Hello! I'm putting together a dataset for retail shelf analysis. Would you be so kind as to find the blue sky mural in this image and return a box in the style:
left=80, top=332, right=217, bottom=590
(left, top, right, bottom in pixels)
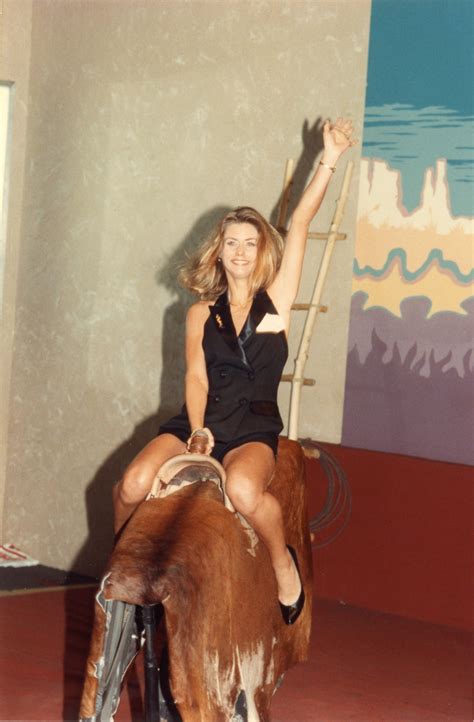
left=363, top=0, right=473, bottom=216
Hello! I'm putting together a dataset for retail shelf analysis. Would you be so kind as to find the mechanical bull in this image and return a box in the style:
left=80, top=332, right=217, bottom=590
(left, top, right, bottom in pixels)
left=79, top=437, right=312, bottom=722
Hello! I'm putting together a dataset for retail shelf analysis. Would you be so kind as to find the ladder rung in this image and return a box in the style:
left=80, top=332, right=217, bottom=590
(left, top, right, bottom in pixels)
left=291, top=303, right=328, bottom=313
left=308, top=231, right=346, bottom=241
left=281, top=375, right=316, bottom=386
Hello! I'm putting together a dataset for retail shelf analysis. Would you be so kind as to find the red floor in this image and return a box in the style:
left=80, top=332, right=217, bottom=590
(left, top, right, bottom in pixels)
left=0, top=587, right=470, bottom=722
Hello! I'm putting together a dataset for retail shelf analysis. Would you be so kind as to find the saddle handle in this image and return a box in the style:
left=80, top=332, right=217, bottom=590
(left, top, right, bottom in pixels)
left=187, top=429, right=212, bottom=455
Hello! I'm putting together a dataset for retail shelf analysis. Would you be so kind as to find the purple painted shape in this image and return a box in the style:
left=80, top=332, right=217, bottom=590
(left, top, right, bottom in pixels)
left=342, top=294, right=474, bottom=465
left=347, top=294, right=474, bottom=377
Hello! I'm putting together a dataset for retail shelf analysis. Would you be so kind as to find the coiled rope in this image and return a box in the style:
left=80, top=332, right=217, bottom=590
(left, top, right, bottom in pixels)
left=301, top=439, right=352, bottom=549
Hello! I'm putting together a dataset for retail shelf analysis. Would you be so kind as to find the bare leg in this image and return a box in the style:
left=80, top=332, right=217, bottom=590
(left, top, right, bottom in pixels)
left=113, top=433, right=186, bottom=533
left=223, top=442, right=301, bottom=605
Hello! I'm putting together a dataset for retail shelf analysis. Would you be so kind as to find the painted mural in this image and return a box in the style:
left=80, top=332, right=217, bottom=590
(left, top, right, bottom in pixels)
left=342, top=0, right=473, bottom=465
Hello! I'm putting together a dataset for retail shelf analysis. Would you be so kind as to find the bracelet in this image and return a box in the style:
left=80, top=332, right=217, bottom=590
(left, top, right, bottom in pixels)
left=319, top=161, right=336, bottom=173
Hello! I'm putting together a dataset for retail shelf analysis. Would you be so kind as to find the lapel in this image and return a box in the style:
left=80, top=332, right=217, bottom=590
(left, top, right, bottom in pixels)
left=209, top=291, right=249, bottom=366
left=209, top=290, right=276, bottom=367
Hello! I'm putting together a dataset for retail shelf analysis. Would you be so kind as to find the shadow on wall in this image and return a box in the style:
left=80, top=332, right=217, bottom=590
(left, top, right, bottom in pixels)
left=70, top=205, right=230, bottom=579
left=156, top=205, right=232, bottom=423
left=70, top=115, right=325, bottom=580
left=269, top=117, right=325, bottom=231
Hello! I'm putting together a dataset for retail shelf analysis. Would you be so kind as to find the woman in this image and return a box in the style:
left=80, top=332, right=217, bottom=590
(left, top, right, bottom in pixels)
left=113, top=118, right=356, bottom=624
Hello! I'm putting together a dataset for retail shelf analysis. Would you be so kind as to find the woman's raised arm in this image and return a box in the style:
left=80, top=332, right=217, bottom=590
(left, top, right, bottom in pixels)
left=269, top=118, right=356, bottom=312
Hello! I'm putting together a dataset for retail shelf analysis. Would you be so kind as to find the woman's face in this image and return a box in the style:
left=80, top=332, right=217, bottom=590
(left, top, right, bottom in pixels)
left=220, top=222, right=259, bottom=281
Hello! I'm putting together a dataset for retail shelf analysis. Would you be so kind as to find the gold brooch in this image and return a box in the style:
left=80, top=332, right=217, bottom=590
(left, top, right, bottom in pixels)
left=215, top=313, right=224, bottom=328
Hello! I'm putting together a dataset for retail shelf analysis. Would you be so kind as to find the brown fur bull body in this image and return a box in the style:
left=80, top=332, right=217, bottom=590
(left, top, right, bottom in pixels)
left=80, top=438, right=312, bottom=721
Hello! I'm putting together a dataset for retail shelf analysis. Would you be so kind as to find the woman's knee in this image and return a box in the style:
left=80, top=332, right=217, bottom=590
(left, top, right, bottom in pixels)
left=116, top=463, right=156, bottom=505
left=226, top=476, right=264, bottom=517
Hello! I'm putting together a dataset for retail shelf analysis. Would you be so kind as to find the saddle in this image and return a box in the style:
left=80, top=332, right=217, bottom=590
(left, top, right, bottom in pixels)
left=147, top=452, right=226, bottom=503
left=146, top=450, right=259, bottom=552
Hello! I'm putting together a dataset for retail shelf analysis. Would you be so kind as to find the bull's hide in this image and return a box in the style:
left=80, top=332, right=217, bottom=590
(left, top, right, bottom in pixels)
left=80, top=437, right=312, bottom=722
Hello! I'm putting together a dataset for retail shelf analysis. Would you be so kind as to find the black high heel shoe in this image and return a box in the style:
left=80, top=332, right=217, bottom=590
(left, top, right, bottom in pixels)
left=278, top=545, right=305, bottom=625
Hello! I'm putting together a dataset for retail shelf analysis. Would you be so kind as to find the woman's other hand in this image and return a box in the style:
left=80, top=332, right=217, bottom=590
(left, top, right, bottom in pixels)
left=186, top=427, right=215, bottom=455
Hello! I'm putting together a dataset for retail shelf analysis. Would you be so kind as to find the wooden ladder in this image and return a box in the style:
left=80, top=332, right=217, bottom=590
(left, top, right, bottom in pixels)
left=277, top=158, right=354, bottom=441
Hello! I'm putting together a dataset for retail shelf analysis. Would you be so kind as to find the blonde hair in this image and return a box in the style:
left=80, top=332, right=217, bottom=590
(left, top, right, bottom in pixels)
left=179, top=207, right=284, bottom=300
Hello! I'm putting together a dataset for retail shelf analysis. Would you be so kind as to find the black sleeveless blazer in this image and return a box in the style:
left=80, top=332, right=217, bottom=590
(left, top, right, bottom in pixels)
left=159, top=289, right=288, bottom=442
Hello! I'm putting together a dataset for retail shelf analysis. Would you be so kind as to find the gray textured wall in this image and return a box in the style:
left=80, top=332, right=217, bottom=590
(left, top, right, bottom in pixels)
left=1, top=0, right=370, bottom=574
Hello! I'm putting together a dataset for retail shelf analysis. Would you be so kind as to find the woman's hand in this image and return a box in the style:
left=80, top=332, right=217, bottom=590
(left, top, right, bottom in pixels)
left=186, top=427, right=215, bottom=455
left=322, top=118, right=357, bottom=164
